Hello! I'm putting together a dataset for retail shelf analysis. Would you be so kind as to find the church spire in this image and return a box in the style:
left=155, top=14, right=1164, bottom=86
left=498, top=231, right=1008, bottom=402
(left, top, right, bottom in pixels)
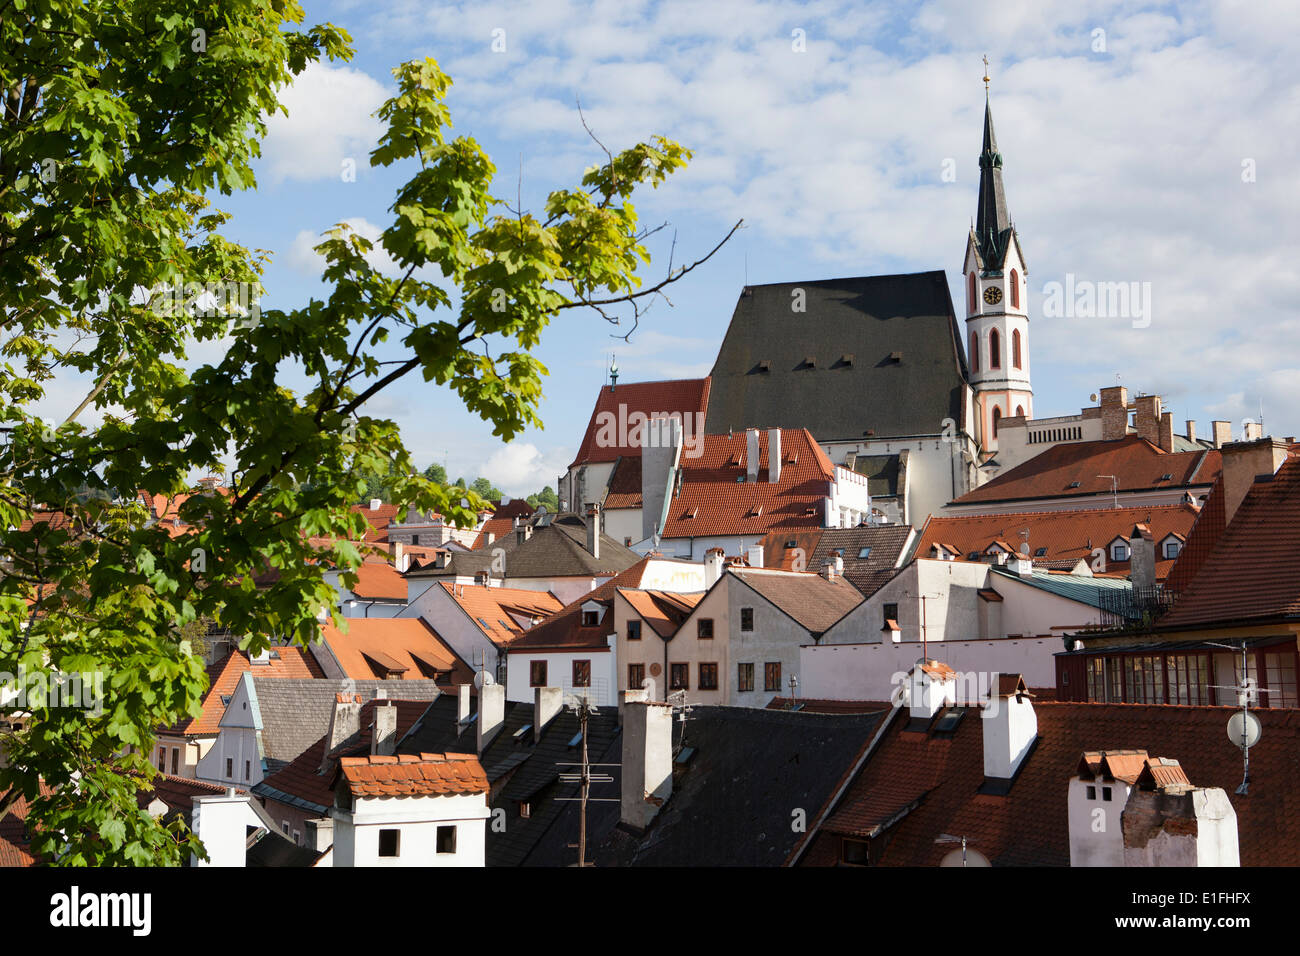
left=974, top=64, right=1011, bottom=268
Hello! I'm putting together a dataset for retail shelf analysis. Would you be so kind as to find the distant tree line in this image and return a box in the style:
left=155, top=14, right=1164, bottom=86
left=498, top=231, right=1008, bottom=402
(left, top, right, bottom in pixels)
left=359, top=461, right=558, bottom=512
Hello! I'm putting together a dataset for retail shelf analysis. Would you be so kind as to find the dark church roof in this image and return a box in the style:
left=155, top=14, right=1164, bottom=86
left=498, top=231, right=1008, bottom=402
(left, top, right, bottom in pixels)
left=703, top=271, right=970, bottom=443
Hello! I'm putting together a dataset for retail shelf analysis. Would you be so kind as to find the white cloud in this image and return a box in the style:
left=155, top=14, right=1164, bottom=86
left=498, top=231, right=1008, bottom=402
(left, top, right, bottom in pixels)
left=478, top=442, right=573, bottom=496
left=261, top=63, right=388, bottom=183
left=287, top=217, right=403, bottom=278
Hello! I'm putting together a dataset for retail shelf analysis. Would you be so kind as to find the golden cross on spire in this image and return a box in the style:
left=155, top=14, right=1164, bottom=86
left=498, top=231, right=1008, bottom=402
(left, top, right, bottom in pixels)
left=982, top=54, right=990, bottom=92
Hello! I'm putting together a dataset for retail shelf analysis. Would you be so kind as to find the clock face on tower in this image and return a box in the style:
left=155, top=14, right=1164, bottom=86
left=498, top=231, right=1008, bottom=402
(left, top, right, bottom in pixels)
left=983, top=285, right=1003, bottom=305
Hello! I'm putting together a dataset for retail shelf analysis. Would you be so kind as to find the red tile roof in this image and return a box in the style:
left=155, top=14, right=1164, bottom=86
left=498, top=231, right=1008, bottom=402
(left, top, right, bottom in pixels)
left=954, top=436, right=1221, bottom=506
left=1163, top=477, right=1225, bottom=595
left=916, top=503, right=1200, bottom=579
left=470, top=499, right=537, bottom=550
left=617, top=588, right=703, bottom=639
left=0, top=783, right=53, bottom=866
left=166, top=647, right=324, bottom=737
left=320, top=618, right=468, bottom=682
left=662, top=429, right=836, bottom=538
left=602, top=456, right=643, bottom=510
left=1158, top=457, right=1300, bottom=629
left=570, top=378, right=711, bottom=468
left=348, top=560, right=407, bottom=600
left=508, top=557, right=664, bottom=652
left=800, top=701, right=1300, bottom=866
left=351, top=501, right=400, bottom=544
left=336, top=752, right=488, bottom=797
left=439, top=583, right=564, bottom=648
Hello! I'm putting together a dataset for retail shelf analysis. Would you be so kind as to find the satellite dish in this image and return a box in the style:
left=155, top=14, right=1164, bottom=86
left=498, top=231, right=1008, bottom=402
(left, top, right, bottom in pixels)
left=1018, top=543, right=1030, bottom=556
left=473, top=670, right=495, bottom=689
left=940, top=848, right=991, bottom=868
left=1227, top=711, right=1261, bottom=751
left=1090, top=393, right=1098, bottom=403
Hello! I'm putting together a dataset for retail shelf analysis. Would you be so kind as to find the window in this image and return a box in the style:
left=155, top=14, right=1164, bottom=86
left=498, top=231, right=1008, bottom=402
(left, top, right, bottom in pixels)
left=157, top=748, right=166, bottom=772
left=737, top=663, right=754, bottom=692
left=883, top=603, right=898, bottom=626
left=1102, top=787, right=1113, bottom=802
left=857, top=547, right=872, bottom=559
left=519, top=801, right=531, bottom=819
left=529, top=660, right=548, bottom=687
left=582, top=610, right=599, bottom=627
left=970, top=330, right=980, bottom=373
left=1111, top=540, right=1130, bottom=562
left=282, top=821, right=290, bottom=834
left=225, top=757, right=233, bottom=778
left=410, top=535, right=419, bottom=545
left=991, top=405, right=1001, bottom=439
left=244, top=759, right=251, bottom=781
left=841, top=838, right=870, bottom=866
left=740, top=607, right=754, bottom=632
left=1086, top=785, right=1097, bottom=800
left=699, top=663, right=719, bottom=690
left=967, top=272, right=977, bottom=314
left=293, top=830, right=301, bottom=845
left=1012, top=328, right=1022, bottom=368
left=697, top=618, right=714, bottom=639
left=627, top=620, right=642, bottom=641
left=764, top=662, right=782, bottom=693
left=670, top=663, right=689, bottom=690
left=1263, top=652, right=1298, bottom=708
left=1168, top=654, right=1209, bottom=706
left=572, top=659, right=591, bottom=688
left=378, top=829, right=400, bottom=857
left=1163, top=540, right=1182, bottom=559
left=436, top=825, right=457, bottom=854
left=1016, top=404, right=1026, bottom=418
left=989, top=328, right=1001, bottom=370
left=171, top=748, right=179, bottom=775
left=1010, top=269, right=1020, bottom=309
left=628, top=663, right=645, bottom=690
left=1125, top=655, right=1165, bottom=705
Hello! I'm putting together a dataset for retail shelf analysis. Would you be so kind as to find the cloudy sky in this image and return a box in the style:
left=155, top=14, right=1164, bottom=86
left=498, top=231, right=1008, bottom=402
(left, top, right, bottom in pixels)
left=61, top=0, right=1300, bottom=496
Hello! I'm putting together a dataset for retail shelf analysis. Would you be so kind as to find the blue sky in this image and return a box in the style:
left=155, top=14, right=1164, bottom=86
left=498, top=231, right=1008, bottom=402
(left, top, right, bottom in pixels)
left=62, top=0, right=1300, bottom=496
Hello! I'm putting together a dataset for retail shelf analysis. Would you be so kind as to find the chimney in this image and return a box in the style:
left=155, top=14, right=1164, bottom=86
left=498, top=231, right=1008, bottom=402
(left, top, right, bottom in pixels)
left=534, top=686, right=563, bottom=743
left=436, top=549, right=451, bottom=569
left=477, top=681, right=505, bottom=753
left=371, top=701, right=397, bottom=756
left=908, top=660, right=956, bottom=719
left=640, top=416, right=682, bottom=543
left=369, top=498, right=382, bottom=512
left=704, top=547, right=725, bottom=587
left=1185, top=420, right=1197, bottom=445
left=319, top=692, right=363, bottom=771
left=1243, top=420, right=1264, bottom=441
left=392, top=541, right=406, bottom=573
left=1219, top=438, right=1292, bottom=525
left=1158, top=412, right=1174, bottom=453
left=767, top=428, right=782, bottom=483
left=746, top=544, right=765, bottom=568
left=585, top=502, right=600, bottom=559
left=198, top=475, right=220, bottom=494
left=1099, top=386, right=1130, bottom=441
left=832, top=549, right=844, bottom=575
left=1129, top=523, right=1156, bottom=590
left=457, top=684, right=472, bottom=729
left=820, top=558, right=837, bottom=582
left=1211, top=420, right=1232, bottom=448
left=1134, top=394, right=1161, bottom=446
left=1121, top=767, right=1239, bottom=868
left=745, top=428, right=760, bottom=482
left=983, top=675, right=1037, bottom=783
left=620, top=697, right=673, bottom=831
left=190, top=792, right=254, bottom=867
left=516, top=524, right=533, bottom=545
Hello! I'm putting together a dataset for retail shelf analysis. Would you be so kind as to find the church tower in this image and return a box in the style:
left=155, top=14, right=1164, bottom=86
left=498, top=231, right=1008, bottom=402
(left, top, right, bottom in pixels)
left=963, top=72, right=1032, bottom=452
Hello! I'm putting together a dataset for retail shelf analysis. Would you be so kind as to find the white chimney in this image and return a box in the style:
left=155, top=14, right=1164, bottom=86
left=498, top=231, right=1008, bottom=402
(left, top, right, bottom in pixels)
left=832, top=549, right=844, bottom=575
left=457, top=684, right=472, bottom=728
left=767, top=428, right=782, bottom=483
left=983, top=675, right=1037, bottom=782
left=190, top=793, right=254, bottom=867
left=620, top=696, right=673, bottom=831
left=534, top=686, right=563, bottom=743
left=745, top=428, right=760, bottom=482
left=908, top=659, right=956, bottom=720
left=369, top=498, right=382, bottom=511
left=371, top=701, right=397, bottom=756
left=585, top=502, right=600, bottom=559
left=746, top=544, right=764, bottom=568
left=392, top=541, right=406, bottom=572
left=477, top=682, right=505, bottom=754
left=704, top=547, right=725, bottom=587
left=820, top=558, right=837, bottom=582
left=319, top=692, right=363, bottom=771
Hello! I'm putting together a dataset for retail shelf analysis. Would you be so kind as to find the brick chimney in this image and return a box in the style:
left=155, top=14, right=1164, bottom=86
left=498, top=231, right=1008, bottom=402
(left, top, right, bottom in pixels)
left=1099, top=386, right=1130, bottom=441
left=620, top=696, right=673, bottom=831
left=1220, top=438, right=1292, bottom=524
left=319, top=692, right=363, bottom=771
left=371, top=701, right=397, bottom=756
left=1134, top=394, right=1161, bottom=446
left=1157, top=412, right=1174, bottom=453
left=820, top=558, right=837, bottom=582
left=982, top=675, right=1037, bottom=784
left=477, top=681, right=505, bottom=754
left=585, top=502, right=600, bottom=559
left=1211, top=421, right=1232, bottom=448
left=1128, top=523, right=1156, bottom=590
left=745, top=428, right=760, bottom=482
left=534, top=686, right=563, bottom=744
left=767, top=428, right=782, bottom=483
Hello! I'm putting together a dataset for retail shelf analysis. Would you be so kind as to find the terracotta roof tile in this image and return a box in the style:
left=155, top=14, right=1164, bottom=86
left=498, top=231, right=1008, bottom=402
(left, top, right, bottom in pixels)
left=165, top=647, right=324, bottom=737
left=439, top=583, right=564, bottom=648
left=570, top=378, right=711, bottom=468
left=320, top=618, right=468, bottom=682
left=470, top=499, right=537, bottom=549
left=336, top=751, right=489, bottom=797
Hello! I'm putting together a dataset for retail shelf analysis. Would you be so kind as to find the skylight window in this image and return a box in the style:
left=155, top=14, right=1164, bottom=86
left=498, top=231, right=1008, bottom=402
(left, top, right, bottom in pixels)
left=857, top=547, right=872, bottom=558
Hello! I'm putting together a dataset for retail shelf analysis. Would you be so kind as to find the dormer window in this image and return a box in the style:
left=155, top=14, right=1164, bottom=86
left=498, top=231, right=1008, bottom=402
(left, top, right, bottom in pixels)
left=1110, top=539, right=1130, bottom=562
left=582, top=610, right=599, bottom=627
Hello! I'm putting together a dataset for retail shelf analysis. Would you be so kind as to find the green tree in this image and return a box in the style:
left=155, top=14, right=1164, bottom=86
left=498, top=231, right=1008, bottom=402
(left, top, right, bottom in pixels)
left=470, top=476, right=501, bottom=503
left=422, top=462, right=448, bottom=485
left=0, top=1, right=736, bottom=865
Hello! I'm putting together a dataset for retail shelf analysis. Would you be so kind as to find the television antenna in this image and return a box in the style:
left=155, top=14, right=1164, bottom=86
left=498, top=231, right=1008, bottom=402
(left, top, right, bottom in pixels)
left=555, top=693, right=618, bottom=867
left=665, top=689, right=694, bottom=758
left=1208, top=639, right=1269, bottom=795
left=935, top=833, right=988, bottom=867
left=1096, top=475, right=1119, bottom=509
left=905, top=591, right=944, bottom=659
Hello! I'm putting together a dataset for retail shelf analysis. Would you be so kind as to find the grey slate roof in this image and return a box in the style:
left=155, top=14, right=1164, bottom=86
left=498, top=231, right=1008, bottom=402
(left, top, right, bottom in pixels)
left=703, top=271, right=970, bottom=442
left=527, top=705, right=887, bottom=867
left=250, top=677, right=440, bottom=772
left=407, top=512, right=641, bottom=580
left=811, top=525, right=914, bottom=597
left=398, top=694, right=622, bottom=867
